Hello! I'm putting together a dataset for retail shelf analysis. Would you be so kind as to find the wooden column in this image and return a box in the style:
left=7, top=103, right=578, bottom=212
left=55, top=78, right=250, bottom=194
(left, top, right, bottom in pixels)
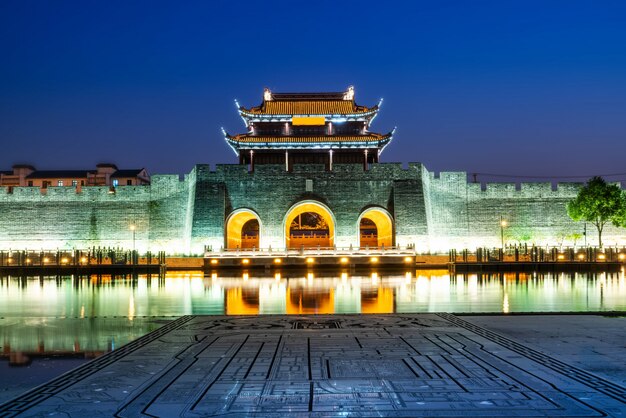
left=363, top=149, right=369, bottom=171
left=329, top=149, right=333, bottom=171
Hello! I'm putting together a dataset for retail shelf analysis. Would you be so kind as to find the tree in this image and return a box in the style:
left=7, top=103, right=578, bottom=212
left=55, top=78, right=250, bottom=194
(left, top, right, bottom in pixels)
left=566, top=176, right=626, bottom=248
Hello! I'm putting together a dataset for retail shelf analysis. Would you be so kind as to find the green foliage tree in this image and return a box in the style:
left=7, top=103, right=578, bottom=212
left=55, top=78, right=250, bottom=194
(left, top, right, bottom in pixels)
left=566, top=176, right=626, bottom=248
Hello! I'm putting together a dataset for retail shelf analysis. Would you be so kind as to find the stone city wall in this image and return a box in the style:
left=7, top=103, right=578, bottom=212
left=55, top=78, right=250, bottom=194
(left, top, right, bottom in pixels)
left=425, top=171, right=624, bottom=250
left=0, top=163, right=623, bottom=254
left=190, top=163, right=419, bottom=252
left=0, top=174, right=190, bottom=253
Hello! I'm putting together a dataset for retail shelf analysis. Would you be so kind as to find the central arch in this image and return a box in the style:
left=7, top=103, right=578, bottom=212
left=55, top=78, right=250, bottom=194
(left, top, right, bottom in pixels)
left=284, top=201, right=336, bottom=249
left=225, top=209, right=261, bottom=249
left=358, top=207, right=394, bottom=248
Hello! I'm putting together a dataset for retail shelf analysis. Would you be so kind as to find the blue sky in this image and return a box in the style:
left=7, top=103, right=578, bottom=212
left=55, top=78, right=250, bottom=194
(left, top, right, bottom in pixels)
left=1, top=0, right=626, bottom=181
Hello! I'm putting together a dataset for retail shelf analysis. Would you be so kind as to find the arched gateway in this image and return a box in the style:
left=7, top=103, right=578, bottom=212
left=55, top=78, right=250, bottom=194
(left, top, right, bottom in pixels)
left=284, top=201, right=336, bottom=249
left=358, top=207, right=393, bottom=248
left=225, top=209, right=261, bottom=249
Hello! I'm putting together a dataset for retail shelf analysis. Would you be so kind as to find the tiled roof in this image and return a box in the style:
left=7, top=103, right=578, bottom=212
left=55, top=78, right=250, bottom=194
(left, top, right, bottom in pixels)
left=26, top=170, right=92, bottom=179
left=270, top=92, right=346, bottom=100
left=242, top=101, right=376, bottom=116
left=226, top=133, right=392, bottom=145
left=111, top=169, right=145, bottom=178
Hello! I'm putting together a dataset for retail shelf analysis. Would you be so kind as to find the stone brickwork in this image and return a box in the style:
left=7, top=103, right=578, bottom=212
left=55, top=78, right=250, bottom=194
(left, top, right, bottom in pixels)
left=0, top=175, right=188, bottom=253
left=0, top=163, right=623, bottom=254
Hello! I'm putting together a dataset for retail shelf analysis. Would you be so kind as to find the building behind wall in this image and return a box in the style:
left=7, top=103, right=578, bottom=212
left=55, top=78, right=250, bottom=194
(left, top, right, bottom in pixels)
left=0, top=164, right=150, bottom=191
left=0, top=87, right=623, bottom=253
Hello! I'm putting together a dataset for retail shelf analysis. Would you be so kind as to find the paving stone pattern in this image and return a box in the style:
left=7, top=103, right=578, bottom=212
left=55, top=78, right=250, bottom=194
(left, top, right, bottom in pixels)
left=1, top=314, right=625, bottom=417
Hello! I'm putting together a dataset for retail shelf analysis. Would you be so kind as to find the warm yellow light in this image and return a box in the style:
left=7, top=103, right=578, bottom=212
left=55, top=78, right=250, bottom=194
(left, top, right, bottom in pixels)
left=242, top=258, right=250, bottom=265
left=405, top=272, right=412, bottom=280
left=275, top=273, right=281, bottom=281
left=25, top=258, right=31, bottom=264
left=80, top=257, right=87, bottom=263
left=578, top=254, right=585, bottom=260
left=130, top=224, right=136, bottom=231
left=557, top=254, right=565, bottom=260
left=274, top=258, right=282, bottom=264
left=619, top=253, right=625, bottom=261
left=404, top=256, right=413, bottom=263
left=307, top=273, right=314, bottom=280
left=211, top=273, right=218, bottom=280
left=500, top=220, right=507, bottom=227
left=292, top=116, right=325, bottom=126
left=371, top=272, right=378, bottom=280
left=226, top=209, right=260, bottom=250
left=341, top=272, right=348, bottom=281
left=243, top=273, right=249, bottom=280
left=210, top=259, right=219, bottom=265
left=359, top=208, right=394, bottom=247
left=370, top=257, right=378, bottom=263
left=285, top=201, right=335, bottom=248
left=7, top=258, right=12, bottom=263
left=306, top=257, right=315, bottom=264
left=340, top=257, right=349, bottom=264
left=598, top=254, right=606, bottom=261
left=43, top=257, right=49, bottom=263
left=61, top=258, right=69, bottom=264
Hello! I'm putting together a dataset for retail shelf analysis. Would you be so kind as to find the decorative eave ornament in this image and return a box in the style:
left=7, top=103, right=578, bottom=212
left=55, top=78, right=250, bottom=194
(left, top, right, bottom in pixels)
left=263, top=88, right=273, bottom=102
left=343, top=85, right=355, bottom=101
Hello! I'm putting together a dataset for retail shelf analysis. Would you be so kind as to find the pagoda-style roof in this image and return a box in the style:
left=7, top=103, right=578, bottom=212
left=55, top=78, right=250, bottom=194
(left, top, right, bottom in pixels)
left=238, top=86, right=380, bottom=121
left=224, top=132, right=394, bottom=150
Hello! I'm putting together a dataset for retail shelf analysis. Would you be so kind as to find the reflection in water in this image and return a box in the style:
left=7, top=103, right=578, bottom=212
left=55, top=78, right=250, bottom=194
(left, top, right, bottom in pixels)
left=1, top=269, right=625, bottom=359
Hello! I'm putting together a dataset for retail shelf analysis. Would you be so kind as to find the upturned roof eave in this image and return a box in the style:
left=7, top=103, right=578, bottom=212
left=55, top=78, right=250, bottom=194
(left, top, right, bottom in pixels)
left=223, top=132, right=393, bottom=150
left=238, top=106, right=379, bottom=120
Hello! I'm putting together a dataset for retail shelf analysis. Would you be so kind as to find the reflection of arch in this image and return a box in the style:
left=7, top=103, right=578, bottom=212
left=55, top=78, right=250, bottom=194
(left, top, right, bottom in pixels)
left=284, top=200, right=336, bottom=248
left=358, top=207, right=394, bottom=247
left=226, top=209, right=261, bottom=249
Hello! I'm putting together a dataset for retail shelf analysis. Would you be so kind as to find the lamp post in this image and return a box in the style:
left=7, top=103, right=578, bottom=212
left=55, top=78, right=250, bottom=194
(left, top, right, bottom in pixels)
left=130, top=224, right=136, bottom=255
left=500, top=216, right=507, bottom=251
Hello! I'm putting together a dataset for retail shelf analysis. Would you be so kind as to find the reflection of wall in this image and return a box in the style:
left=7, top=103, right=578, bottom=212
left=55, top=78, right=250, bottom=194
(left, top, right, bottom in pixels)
left=0, top=317, right=161, bottom=356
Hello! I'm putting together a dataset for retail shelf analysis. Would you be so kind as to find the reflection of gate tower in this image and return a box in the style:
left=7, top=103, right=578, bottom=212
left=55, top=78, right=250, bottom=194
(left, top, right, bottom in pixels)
left=222, top=87, right=396, bottom=249
left=223, top=86, right=394, bottom=170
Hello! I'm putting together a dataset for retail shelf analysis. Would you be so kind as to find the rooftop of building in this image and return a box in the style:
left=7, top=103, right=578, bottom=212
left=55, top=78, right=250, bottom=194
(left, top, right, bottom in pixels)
left=1, top=164, right=149, bottom=181
left=26, top=170, right=92, bottom=179
left=238, top=86, right=380, bottom=117
left=110, top=169, right=146, bottom=178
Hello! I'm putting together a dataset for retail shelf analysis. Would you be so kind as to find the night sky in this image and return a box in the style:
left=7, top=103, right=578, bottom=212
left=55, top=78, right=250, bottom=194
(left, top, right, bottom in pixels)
left=2, top=0, right=626, bottom=182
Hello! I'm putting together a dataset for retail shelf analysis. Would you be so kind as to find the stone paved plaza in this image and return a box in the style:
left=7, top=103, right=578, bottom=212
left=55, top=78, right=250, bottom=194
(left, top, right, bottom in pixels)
left=1, top=314, right=625, bottom=417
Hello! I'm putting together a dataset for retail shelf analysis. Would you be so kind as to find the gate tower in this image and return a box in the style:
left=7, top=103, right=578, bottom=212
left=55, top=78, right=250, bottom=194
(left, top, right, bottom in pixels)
left=223, top=86, right=394, bottom=170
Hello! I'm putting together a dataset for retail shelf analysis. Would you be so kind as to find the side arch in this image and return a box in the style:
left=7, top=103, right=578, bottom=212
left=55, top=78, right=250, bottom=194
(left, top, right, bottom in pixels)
left=225, top=208, right=262, bottom=249
left=283, top=200, right=336, bottom=249
left=357, top=207, right=394, bottom=248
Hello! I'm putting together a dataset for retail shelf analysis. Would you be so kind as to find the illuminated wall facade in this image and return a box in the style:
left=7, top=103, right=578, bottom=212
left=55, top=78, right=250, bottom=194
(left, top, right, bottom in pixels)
left=0, top=163, right=623, bottom=253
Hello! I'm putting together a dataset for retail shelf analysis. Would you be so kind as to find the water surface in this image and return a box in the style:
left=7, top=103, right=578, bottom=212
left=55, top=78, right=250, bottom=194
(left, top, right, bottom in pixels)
left=1, top=269, right=624, bottom=401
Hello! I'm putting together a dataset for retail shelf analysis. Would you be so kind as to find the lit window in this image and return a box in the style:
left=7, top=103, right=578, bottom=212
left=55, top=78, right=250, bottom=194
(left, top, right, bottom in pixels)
left=57, top=180, right=63, bottom=186
left=72, top=180, right=78, bottom=186
left=112, top=179, right=119, bottom=187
